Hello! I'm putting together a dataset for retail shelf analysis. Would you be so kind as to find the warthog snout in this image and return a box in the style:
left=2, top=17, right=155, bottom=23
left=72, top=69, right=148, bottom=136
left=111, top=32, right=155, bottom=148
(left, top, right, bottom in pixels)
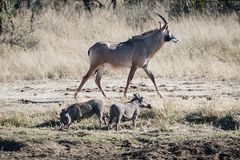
left=140, top=99, right=152, bottom=109
left=146, top=104, right=152, bottom=109
left=133, top=93, right=152, bottom=109
left=60, top=110, right=71, bottom=127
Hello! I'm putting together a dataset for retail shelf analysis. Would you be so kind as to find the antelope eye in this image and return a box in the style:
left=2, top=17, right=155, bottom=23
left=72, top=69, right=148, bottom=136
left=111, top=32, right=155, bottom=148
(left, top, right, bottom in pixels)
left=165, top=35, right=171, bottom=42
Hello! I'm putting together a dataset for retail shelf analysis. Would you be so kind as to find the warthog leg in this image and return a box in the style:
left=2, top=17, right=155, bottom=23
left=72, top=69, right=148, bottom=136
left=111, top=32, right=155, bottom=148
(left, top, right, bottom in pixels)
left=102, top=116, right=107, bottom=125
left=115, top=115, right=122, bottom=131
left=98, top=114, right=104, bottom=128
left=108, top=115, right=114, bottom=130
left=132, top=114, right=138, bottom=128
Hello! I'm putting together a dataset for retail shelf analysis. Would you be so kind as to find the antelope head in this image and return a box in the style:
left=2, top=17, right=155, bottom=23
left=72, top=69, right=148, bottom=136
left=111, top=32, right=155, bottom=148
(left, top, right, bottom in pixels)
left=155, top=13, right=179, bottom=43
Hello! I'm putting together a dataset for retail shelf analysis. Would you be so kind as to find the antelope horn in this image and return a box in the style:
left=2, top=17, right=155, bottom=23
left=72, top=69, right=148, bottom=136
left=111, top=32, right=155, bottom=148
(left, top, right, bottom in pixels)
left=154, top=13, right=168, bottom=26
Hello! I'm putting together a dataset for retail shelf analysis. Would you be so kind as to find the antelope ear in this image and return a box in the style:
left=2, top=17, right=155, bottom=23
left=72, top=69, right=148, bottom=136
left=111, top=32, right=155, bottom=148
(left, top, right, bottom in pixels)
left=161, top=24, right=168, bottom=31
left=159, top=22, right=161, bottom=29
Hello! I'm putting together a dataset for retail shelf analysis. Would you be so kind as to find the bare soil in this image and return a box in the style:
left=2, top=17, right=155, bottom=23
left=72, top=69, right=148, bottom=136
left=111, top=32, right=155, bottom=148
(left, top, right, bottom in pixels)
left=0, top=77, right=239, bottom=105
left=0, top=137, right=239, bottom=159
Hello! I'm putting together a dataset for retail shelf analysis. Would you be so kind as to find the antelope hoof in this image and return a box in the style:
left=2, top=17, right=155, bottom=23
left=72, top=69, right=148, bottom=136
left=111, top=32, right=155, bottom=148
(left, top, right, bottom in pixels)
left=104, top=96, right=110, bottom=100
left=159, top=94, right=164, bottom=99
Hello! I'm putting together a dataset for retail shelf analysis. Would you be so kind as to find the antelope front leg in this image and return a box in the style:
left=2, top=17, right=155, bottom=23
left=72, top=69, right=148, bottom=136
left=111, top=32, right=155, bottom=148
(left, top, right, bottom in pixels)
left=143, top=66, right=163, bottom=98
left=124, top=66, right=137, bottom=97
left=74, top=65, right=98, bottom=100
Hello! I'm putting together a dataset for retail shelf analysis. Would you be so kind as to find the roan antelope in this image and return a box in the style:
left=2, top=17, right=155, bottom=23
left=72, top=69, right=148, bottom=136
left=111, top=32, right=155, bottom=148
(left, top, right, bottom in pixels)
left=74, top=14, right=179, bottom=99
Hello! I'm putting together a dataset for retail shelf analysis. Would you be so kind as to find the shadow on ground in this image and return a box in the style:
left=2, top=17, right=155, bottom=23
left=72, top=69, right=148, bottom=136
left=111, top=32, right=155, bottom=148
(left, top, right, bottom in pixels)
left=35, top=119, right=60, bottom=128
left=185, top=113, right=239, bottom=130
left=119, top=137, right=240, bottom=159
left=0, top=139, right=24, bottom=151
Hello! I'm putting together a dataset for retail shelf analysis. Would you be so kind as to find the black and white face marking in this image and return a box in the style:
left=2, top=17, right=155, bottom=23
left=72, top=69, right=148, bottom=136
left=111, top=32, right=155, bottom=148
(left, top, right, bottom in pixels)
left=133, top=94, right=152, bottom=109
left=163, top=29, right=179, bottom=43
left=168, top=33, right=179, bottom=43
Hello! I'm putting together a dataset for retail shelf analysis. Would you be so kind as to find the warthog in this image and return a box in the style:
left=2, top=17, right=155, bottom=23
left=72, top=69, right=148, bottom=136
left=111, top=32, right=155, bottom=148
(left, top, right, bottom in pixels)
left=60, top=99, right=106, bottom=129
left=108, top=94, right=152, bottom=131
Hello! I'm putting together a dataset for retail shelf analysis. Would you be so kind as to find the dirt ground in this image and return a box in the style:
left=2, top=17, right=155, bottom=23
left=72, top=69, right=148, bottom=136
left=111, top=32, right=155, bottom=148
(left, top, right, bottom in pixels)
left=0, top=77, right=239, bottom=111
left=1, top=136, right=239, bottom=159
left=0, top=77, right=240, bottom=159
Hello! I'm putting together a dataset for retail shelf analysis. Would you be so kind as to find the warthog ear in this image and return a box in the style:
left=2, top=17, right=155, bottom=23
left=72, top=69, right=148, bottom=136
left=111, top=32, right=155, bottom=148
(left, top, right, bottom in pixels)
left=61, top=108, right=67, bottom=113
left=138, top=97, right=143, bottom=103
left=134, top=93, right=141, bottom=99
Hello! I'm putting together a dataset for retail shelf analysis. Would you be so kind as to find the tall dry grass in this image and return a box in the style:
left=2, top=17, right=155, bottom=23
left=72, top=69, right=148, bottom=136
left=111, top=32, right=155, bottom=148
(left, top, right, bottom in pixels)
left=0, top=6, right=239, bottom=81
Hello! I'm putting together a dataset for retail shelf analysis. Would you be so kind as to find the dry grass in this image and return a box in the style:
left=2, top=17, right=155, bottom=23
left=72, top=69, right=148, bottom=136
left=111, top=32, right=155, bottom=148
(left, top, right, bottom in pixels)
left=0, top=97, right=239, bottom=130
left=0, top=7, right=239, bottom=81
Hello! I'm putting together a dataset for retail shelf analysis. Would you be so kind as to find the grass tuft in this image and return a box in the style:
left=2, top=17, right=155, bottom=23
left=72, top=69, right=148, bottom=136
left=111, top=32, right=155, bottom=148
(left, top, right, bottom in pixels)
left=0, top=113, right=31, bottom=127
